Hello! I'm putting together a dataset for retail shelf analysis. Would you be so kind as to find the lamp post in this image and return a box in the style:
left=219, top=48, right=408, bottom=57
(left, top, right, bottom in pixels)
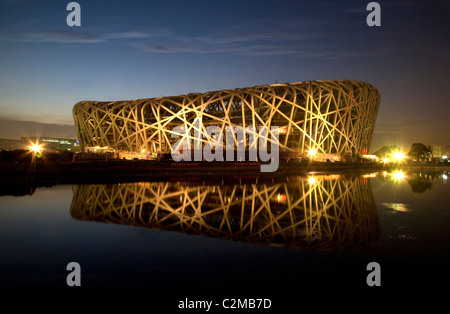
left=28, top=142, right=42, bottom=175
left=308, top=148, right=317, bottom=162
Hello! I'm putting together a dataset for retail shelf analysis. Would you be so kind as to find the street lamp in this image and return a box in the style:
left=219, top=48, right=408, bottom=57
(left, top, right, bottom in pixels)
left=380, top=156, right=390, bottom=164
left=28, top=141, right=43, bottom=174
left=29, top=143, right=42, bottom=155
left=308, top=148, right=317, bottom=160
left=391, top=150, right=405, bottom=163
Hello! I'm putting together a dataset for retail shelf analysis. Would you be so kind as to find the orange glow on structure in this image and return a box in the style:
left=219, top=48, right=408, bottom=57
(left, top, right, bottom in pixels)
left=277, top=193, right=287, bottom=202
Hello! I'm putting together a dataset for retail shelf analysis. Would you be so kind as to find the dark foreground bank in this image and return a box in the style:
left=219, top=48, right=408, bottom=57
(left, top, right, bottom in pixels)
left=1, top=156, right=449, bottom=195
left=1, top=158, right=383, bottom=179
left=0, top=158, right=386, bottom=193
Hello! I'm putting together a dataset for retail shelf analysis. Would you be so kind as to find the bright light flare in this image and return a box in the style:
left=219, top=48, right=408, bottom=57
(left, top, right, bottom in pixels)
left=392, top=170, right=405, bottom=180
left=276, top=193, right=287, bottom=202
left=308, top=148, right=317, bottom=158
left=391, top=150, right=405, bottom=162
left=380, top=156, right=390, bottom=164
left=278, top=127, right=287, bottom=134
left=29, top=143, right=42, bottom=155
left=308, top=176, right=316, bottom=185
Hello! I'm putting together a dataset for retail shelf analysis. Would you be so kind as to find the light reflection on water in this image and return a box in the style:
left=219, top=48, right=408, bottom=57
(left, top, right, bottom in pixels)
left=0, top=170, right=449, bottom=293
left=70, top=174, right=380, bottom=251
left=381, top=202, right=410, bottom=212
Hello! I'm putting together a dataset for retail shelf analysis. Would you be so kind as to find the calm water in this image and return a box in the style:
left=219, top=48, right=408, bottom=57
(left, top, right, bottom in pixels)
left=0, top=171, right=449, bottom=301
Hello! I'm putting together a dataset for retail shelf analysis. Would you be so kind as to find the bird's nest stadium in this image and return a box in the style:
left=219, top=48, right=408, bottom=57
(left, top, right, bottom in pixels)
left=73, top=80, right=380, bottom=162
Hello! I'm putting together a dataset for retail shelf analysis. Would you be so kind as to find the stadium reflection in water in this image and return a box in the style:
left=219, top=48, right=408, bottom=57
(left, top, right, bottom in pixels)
left=70, top=174, right=380, bottom=251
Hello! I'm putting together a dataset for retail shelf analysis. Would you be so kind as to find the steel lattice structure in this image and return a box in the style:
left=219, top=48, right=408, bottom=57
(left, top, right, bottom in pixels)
left=73, top=80, right=380, bottom=160
left=70, top=175, right=380, bottom=251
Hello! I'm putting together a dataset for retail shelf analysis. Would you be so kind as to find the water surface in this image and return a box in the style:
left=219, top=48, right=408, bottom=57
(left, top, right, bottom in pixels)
left=0, top=171, right=449, bottom=298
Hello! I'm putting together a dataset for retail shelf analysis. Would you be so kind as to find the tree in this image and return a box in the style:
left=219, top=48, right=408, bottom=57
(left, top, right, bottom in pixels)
left=407, top=143, right=431, bottom=162
left=408, top=175, right=433, bottom=193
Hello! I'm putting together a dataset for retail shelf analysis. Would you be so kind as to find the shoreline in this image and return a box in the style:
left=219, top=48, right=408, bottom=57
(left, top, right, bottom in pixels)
left=1, top=158, right=381, bottom=177
left=1, top=158, right=448, bottom=185
left=0, top=159, right=448, bottom=197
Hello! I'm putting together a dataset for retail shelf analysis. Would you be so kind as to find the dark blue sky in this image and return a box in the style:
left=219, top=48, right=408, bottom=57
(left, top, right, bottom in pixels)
left=0, top=0, right=449, bottom=151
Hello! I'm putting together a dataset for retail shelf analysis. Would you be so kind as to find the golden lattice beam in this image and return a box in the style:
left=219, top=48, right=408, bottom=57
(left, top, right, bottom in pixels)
left=73, top=80, right=380, bottom=157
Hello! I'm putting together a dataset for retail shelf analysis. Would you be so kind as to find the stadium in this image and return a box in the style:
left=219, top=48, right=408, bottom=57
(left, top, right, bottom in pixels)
left=73, top=80, right=380, bottom=162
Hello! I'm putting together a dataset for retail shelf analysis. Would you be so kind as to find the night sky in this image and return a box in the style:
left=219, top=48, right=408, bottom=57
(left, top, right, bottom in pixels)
left=0, top=0, right=449, bottom=152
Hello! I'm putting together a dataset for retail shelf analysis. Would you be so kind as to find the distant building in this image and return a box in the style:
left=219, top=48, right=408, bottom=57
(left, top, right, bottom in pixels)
left=21, top=136, right=80, bottom=152
left=441, top=145, right=450, bottom=163
left=444, top=145, right=450, bottom=157
left=431, top=144, right=442, bottom=163
left=431, top=144, right=442, bottom=158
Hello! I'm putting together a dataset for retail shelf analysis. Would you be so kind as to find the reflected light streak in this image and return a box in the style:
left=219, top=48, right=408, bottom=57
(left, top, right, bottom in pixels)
left=382, top=202, right=410, bottom=212
left=392, top=170, right=406, bottom=180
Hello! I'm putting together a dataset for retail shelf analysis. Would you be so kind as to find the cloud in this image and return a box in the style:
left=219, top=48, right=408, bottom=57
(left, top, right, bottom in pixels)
left=135, top=42, right=239, bottom=54
left=0, top=30, right=105, bottom=43
left=0, top=28, right=170, bottom=44
left=105, top=29, right=170, bottom=40
left=0, top=14, right=334, bottom=57
left=132, top=22, right=330, bottom=57
left=25, top=31, right=105, bottom=43
left=0, top=16, right=383, bottom=58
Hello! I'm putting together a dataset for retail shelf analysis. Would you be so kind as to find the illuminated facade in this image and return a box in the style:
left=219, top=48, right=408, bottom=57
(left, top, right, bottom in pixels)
left=70, top=175, right=380, bottom=251
left=73, top=80, right=380, bottom=160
